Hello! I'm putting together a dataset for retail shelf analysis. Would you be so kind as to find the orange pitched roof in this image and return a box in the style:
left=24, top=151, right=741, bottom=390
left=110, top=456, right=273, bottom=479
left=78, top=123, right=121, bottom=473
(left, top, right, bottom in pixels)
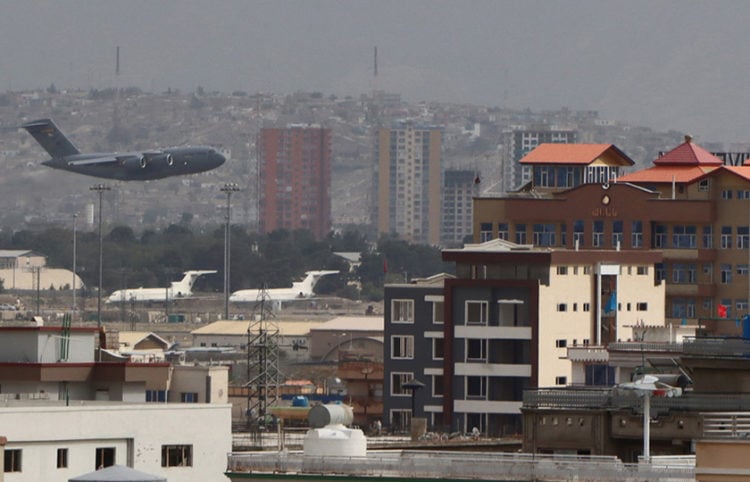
left=617, top=165, right=719, bottom=184
left=723, top=166, right=750, bottom=182
left=653, top=137, right=723, bottom=166
left=520, top=143, right=634, bottom=166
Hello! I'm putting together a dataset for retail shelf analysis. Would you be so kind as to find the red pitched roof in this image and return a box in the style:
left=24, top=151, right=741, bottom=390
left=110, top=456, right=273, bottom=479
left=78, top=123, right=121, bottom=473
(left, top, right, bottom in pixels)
left=520, top=143, right=634, bottom=166
left=653, top=137, right=723, bottom=166
left=617, top=165, right=718, bottom=184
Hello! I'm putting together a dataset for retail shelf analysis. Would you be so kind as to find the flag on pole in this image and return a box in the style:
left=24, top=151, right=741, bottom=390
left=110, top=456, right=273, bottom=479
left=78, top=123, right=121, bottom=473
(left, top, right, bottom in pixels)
left=604, top=291, right=617, bottom=313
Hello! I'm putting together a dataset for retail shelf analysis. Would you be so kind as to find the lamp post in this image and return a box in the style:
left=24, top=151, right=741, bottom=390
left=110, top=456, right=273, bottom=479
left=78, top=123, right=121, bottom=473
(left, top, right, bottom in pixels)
left=403, top=378, right=425, bottom=422
left=361, top=365, right=374, bottom=425
left=72, top=213, right=78, bottom=315
left=221, top=183, right=240, bottom=320
left=90, top=184, right=110, bottom=328
left=618, top=374, right=682, bottom=463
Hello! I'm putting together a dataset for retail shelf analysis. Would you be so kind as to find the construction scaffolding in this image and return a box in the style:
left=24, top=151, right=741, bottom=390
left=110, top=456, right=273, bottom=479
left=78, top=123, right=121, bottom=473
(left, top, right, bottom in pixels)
left=245, top=285, right=282, bottom=432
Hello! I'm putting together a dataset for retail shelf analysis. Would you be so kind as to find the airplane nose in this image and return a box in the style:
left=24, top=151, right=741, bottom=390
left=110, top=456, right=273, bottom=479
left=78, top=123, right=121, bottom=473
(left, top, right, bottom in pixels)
left=213, top=150, right=226, bottom=167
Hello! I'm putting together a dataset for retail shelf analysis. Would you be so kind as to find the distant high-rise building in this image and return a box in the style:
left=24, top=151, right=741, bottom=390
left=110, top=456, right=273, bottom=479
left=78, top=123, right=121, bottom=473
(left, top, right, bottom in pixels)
left=376, top=121, right=443, bottom=245
left=501, top=127, right=577, bottom=193
left=441, top=169, right=478, bottom=246
left=258, top=125, right=331, bottom=239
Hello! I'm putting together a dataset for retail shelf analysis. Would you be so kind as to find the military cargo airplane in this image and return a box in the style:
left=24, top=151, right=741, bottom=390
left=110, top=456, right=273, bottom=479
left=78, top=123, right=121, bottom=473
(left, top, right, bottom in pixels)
left=229, top=270, right=339, bottom=307
left=106, top=270, right=217, bottom=303
left=22, top=118, right=225, bottom=180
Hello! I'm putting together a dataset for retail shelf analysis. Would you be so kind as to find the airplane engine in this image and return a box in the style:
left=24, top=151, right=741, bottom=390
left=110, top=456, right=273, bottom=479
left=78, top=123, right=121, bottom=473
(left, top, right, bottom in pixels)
left=166, top=153, right=174, bottom=166
left=139, top=155, right=148, bottom=168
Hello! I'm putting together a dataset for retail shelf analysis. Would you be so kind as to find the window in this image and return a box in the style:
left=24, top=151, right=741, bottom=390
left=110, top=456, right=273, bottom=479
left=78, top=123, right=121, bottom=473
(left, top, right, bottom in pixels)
left=557, top=303, right=567, bottom=312
left=146, top=389, right=167, bottom=402
left=390, top=409, right=411, bottom=433
left=583, top=303, right=591, bottom=312
left=391, top=299, right=414, bottom=323
left=672, top=298, right=695, bottom=318
left=497, top=223, right=509, bottom=240
left=722, top=189, right=733, bottom=200
left=162, top=445, right=193, bottom=467
left=95, top=447, right=115, bottom=469
left=466, top=376, right=487, bottom=398
left=555, top=376, right=567, bottom=385
left=612, top=220, right=623, bottom=248
left=655, top=263, right=666, bottom=281
left=654, top=224, right=667, bottom=248
left=4, top=449, right=21, bottom=472
left=432, top=301, right=444, bottom=324
left=721, top=264, right=732, bottom=284
left=466, top=339, right=487, bottom=361
left=556, top=266, right=568, bottom=275
left=432, top=338, right=444, bottom=360
left=515, top=224, right=527, bottom=244
left=573, top=220, right=585, bottom=247
left=560, top=223, right=567, bottom=246
left=673, top=225, right=697, bottom=248
left=466, top=301, right=488, bottom=325
left=698, top=179, right=709, bottom=192
left=703, top=226, right=713, bottom=249
left=721, top=226, right=732, bottom=249
left=391, top=335, right=414, bottom=359
left=480, top=222, right=493, bottom=242
left=672, top=263, right=696, bottom=284
left=432, top=375, right=444, bottom=398
left=739, top=264, right=750, bottom=276
left=391, top=372, right=413, bottom=396
left=737, top=299, right=749, bottom=312
left=739, top=227, right=750, bottom=249
left=631, top=221, right=643, bottom=248
left=57, top=448, right=68, bottom=469
left=592, top=221, right=604, bottom=247
left=636, top=302, right=648, bottom=311
left=533, top=223, right=556, bottom=246
left=556, top=339, right=567, bottom=348
left=637, top=266, right=648, bottom=275
left=180, top=392, right=199, bottom=403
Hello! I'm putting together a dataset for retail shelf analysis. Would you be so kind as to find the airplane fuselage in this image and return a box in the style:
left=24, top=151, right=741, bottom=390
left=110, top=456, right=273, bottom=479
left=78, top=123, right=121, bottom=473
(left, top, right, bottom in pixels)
left=42, top=146, right=225, bottom=181
left=22, top=118, right=225, bottom=181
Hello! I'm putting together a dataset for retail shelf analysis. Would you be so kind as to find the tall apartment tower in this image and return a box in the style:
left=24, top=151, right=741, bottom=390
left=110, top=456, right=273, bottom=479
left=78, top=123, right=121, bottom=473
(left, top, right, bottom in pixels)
left=501, top=127, right=577, bottom=193
left=376, top=121, right=443, bottom=245
left=258, top=125, right=332, bottom=240
left=441, top=169, right=478, bottom=246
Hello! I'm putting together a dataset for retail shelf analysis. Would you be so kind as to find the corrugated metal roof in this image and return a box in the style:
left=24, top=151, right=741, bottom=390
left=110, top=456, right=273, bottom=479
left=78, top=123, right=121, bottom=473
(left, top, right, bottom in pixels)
left=117, top=332, right=170, bottom=349
left=191, top=320, right=322, bottom=336
left=519, top=143, right=634, bottom=166
left=310, top=316, right=384, bottom=332
left=68, top=464, right=166, bottom=482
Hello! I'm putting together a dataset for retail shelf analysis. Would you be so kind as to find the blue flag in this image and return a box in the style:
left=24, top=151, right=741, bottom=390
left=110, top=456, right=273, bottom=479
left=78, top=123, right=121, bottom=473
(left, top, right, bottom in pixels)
left=605, top=291, right=617, bottom=313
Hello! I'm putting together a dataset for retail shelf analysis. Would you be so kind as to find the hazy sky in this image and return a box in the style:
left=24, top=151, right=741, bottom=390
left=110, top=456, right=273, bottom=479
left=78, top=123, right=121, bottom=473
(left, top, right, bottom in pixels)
left=2, top=1, right=749, bottom=144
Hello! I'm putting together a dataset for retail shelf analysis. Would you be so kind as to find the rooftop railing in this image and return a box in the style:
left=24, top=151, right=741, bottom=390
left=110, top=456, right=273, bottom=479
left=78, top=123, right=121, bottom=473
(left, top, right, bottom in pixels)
left=226, top=450, right=695, bottom=481
left=524, top=388, right=750, bottom=413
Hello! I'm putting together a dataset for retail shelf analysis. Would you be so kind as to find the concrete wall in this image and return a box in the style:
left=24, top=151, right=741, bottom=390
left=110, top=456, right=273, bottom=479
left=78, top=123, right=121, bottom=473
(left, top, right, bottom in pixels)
left=696, top=439, right=750, bottom=481
left=0, top=402, right=231, bottom=481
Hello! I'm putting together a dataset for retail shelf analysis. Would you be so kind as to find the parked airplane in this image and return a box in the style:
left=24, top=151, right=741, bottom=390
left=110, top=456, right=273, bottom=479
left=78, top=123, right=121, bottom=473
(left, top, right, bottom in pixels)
left=106, top=270, right=217, bottom=303
left=21, top=118, right=225, bottom=180
left=229, top=270, right=339, bottom=305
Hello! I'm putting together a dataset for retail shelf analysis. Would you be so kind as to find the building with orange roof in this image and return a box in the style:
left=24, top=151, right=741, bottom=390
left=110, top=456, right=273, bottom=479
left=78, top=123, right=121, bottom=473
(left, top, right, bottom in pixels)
left=474, top=136, right=750, bottom=331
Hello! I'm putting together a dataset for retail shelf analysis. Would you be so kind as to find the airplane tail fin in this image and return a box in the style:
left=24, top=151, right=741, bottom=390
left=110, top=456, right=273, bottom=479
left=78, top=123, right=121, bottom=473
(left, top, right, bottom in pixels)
left=299, top=270, right=339, bottom=296
left=172, top=270, right=217, bottom=297
left=21, top=118, right=79, bottom=158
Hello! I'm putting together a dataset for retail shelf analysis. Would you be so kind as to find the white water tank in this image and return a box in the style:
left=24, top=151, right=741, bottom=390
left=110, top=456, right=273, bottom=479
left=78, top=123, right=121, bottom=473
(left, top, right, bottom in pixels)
left=303, top=404, right=366, bottom=457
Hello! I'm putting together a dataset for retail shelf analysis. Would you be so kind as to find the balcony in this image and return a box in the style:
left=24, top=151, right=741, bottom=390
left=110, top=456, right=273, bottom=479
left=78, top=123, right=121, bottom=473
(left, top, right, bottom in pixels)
left=455, top=362, right=531, bottom=377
